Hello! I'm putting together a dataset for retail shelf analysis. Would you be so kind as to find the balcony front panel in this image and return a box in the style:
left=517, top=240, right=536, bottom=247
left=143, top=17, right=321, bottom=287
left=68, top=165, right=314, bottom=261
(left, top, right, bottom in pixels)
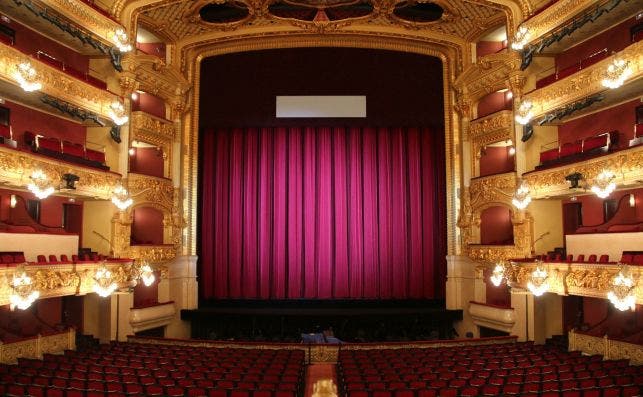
left=522, top=145, right=643, bottom=199
left=469, top=110, right=514, bottom=163
left=522, top=40, right=642, bottom=119
left=0, top=43, right=120, bottom=121
left=519, top=0, right=599, bottom=47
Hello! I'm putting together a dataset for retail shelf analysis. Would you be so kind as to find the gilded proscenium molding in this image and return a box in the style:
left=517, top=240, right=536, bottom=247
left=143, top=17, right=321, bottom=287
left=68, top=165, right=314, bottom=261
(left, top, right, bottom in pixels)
left=469, top=110, right=514, bottom=161
left=0, top=145, right=120, bottom=199
left=0, top=43, right=120, bottom=121
left=454, top=51, right=523, bottom=117
left=130, top=111, right=176, bottom=178
left=460, top=173, right=532, bottom=261
left=522, top=145, right=643, bottom=198
left=0, top=261, right=137, bottom=306
left=522, top=40, right=642, bottom=118
left=517, top=0, right=598, bottom=46
left=496, top=261, right=643, bottom=304
left=37, top=0, right=125, bottom=47
left=569, top=330, right=643, bottom=365
left=120, top=53, right=191, bottom=119
left=111, top=174, right=182, bottom=262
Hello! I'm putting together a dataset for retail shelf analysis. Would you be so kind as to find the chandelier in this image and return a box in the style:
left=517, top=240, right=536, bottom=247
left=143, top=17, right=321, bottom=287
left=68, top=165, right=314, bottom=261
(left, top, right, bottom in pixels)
left=511, top=26, right=530, bottom=50
left=93, top=264, right=117, bottom=297
left=607, top=266, right=637, bottom=311
left=512, top=181, right=532, bottom=210
left=109, top=101, right=129, bottom=126
left=490, top=262, right=506, bottom=287
left=112, top=28, right=132, bottom=53
left=111, top=184, right=133, bottom=211
left=590, top=170, right=616, bottom=199
left=601, top=58, right=632, bottom=89
left=14, top=61, right=42, bottom=92
left=9, top=267, right=40, bottom=310
left=527, top=265, right=549, bottom=297
left=515, top=100, right=533, bottom=125
left=28, top=170, right=55, bottom=199
left=139, top=262, right=156, bottom=287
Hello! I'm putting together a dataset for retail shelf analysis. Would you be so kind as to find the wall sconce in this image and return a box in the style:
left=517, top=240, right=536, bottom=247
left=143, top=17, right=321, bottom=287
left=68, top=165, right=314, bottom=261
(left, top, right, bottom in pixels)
left=139, top=262, right=155, bottom=287
left=93, top=263, right=117, bottom=297
left=590, top=170, right=616, bottom=198
left=508, top=146, right=516, bottom=156
left=629, top=194, right=635, bottom=208
left=9, top=267, right=40, bottom=310
left=111, top=183, right=133, bottom=211
left=511, top=26, right=530, bottom=50
left=112, top=28, right=132, bottom=53
left=601, top=57, right=632, bottom=89
left=14, top=61, right=42, bottom=92
left=515, top=100, right=533, bottom=125
left=128, top=147, right=136, bottom=156
left=607, top=266, right=636, bottom=311
left=490, top=262, right=506, bottom=287
left=527, top=264, right=549, bottom=297
left=10, top=194, right=17, bottom=208
left=109, top=101, right=128, bottom=126
left=512, top=181, right=532, bottom=210
left=27, top=170, right=55, bottom=199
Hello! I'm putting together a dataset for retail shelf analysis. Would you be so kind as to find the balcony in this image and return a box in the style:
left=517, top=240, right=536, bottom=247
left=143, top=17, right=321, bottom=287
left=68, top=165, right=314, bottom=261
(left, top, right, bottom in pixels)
left=2, top=0, right=126, bottom=58
left=522, top=144, right=643, bottom=199
left=469, top=301, right=515, bottom=334
left=0, top=145, right=121, bottom=200
left=129, top=301, right=176, bottom=333
left=522, top=40, right=642, bottom=120
left=0, top=42, right=121, bottom=123
left=130, top=111, right=176, bottom=178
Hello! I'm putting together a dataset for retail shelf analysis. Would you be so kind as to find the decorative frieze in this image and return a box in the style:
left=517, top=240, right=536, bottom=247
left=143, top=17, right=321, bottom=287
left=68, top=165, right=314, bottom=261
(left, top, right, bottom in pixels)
left=469, top=110, right=514, bottom=159
left=0, top=145, right=121, bottom=200
left=130, top=111, right=176, bottom=178
left=522, top=145, right=643, bottom=199
left=0, top=42, right=121, bottom=121
left=569, top=330, right=643, bottom=365
left=0, top=329, right=75, bottom=364
left=517, top=0, right=597, bottom=46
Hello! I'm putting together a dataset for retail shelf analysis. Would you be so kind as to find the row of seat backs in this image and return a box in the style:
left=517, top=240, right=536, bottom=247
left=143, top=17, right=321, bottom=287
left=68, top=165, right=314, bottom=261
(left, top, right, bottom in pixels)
left=539, top=131, right=618, bottom=164
left=24, top=131, right=105, bottom=164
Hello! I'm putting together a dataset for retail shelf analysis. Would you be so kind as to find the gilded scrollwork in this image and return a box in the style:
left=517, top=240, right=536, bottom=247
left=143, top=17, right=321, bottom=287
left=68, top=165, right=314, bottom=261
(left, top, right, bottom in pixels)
left=518, top=0, right=595, bottom=45
left=453, top=51, right=522, bottom=106
left=40, top=0, right=124, bottom=45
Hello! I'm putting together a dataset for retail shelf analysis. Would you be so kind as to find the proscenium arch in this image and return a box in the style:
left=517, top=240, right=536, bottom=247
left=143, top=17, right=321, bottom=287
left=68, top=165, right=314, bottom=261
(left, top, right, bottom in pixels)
left=179, top=33, right=461, bottom=258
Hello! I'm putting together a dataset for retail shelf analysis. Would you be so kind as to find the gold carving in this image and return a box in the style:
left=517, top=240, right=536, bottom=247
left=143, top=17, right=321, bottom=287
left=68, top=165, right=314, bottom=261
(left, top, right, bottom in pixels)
left=454, top=51, right=523, bottom=106
left=0, top=43, right=121, bottom=120
left=523, top=41, right=642, bottom=119
left=131, top=111, right=176, bottom=178
left=518, top=0, right=596, bottom=46
left=569, top=329, right=643, bottom=365
left=469, top=110, right=514, bottom=168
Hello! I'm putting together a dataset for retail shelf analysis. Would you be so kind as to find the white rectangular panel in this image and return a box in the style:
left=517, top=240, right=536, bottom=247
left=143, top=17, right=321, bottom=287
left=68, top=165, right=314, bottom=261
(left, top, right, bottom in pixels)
left=276, top=96, right=366, bottom=118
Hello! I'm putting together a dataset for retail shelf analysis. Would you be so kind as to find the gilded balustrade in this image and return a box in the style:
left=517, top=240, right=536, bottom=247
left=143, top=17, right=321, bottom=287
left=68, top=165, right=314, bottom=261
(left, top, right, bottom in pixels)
left=517, top=0, right=599, bottom=46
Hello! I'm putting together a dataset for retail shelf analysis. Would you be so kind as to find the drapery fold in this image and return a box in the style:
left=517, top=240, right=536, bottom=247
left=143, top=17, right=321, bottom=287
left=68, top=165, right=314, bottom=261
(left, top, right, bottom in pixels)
left=200, top=126, right=446, bottom=299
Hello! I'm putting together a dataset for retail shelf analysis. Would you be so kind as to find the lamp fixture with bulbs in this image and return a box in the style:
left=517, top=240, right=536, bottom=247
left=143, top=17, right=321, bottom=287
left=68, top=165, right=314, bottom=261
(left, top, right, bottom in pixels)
left=28, top=170, right=55, bottom=199
left=527, top=265, right=549, bottom=297
left=139, top=262, right=156, bottom=287
left=512, top=181, right=532, bottom=210
left=515, top=100, right=533, bottom=125
left=590, top=170, right=616, bottom=199
left=601, top=58, right=632, bottom=89
left=14, top=61, right=42, bottom=92
left=490, top=262, right=506, bottom=287
left=9, top=267, right=40, bottom=311
left=109, top=101, right=128, bottom=126
left=607, top=265, right=637, bottom=312
left=93, top=264, right=117, bottom=297
left=511, top=26, right=530, bottom=50
left=111, top=184, right=133, bottom=211
left=113, top=28, right=132, bottom=53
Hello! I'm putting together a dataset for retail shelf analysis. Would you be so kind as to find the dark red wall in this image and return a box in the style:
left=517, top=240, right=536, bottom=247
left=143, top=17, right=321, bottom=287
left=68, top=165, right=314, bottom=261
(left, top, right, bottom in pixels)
left=558, top=99, right=638, bottom=148
left=2, top=100, right=86, bottom=146
left=562, top=187, right=643, bottom=227
left=480, top=206, right=513, bottom=245
left=131, top=206, right=164, bottom=245
left=555, top=17, right=636, bottom=71
left=130, top=147, right=165, bottom=178
left=485, top=278, right=511, bottom=307
left=136, top=43, right=166, bottom=60
left=476, top=41, right=505, bottom=58
left=199, top=48, right=444, bottom=128
left=132, top=92, right=166, bottom=119
left=0, top=188, right=80, bottom=229
left=133, top=275, right=159, bottom=308
left=476, top=91, right=512, bottom=118
left=0, top=18, right=89, bottom=73
left=479, top=146, right=515, bottom=177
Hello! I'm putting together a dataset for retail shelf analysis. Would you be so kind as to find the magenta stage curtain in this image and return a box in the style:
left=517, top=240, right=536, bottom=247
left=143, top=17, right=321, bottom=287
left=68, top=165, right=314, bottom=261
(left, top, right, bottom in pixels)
left=199, top=126, right=446, bottom=299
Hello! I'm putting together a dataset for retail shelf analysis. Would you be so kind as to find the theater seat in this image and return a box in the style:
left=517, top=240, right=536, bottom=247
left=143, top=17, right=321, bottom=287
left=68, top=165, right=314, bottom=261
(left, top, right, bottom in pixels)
left=598, top=255, right=609, bottom=263
left=587, top=254, right=597, bottom=263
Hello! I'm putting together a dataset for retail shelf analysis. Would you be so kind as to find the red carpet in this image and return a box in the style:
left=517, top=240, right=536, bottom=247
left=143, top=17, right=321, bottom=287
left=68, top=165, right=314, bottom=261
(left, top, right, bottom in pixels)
left=305, top=364, right=338, bottom=397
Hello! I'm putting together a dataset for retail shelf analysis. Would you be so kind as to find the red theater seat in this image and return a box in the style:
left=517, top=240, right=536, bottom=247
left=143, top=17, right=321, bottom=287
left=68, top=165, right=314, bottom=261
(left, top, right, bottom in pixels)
left=559, top=142, right=582, bottom=158
left=85, top=149, right=106, bottom=164
left=37, top=255, right=47, bottom=263
left=582, top=134, right=609, bottom=152
left=598, top=255, right=610, bottom=263
left=587, top=254, right=597, bottom=263
left=540, top=148, right=559, bottom=164
left=576, top=254, right=585, bottom=262
left=62, top=141, right=85, bottom=158
left=37, top=136, right=62, bottom=153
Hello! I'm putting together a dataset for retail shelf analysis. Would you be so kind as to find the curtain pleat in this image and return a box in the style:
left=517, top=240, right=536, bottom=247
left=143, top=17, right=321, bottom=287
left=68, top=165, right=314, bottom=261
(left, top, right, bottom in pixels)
left=200, top=126, right=445, bottom=299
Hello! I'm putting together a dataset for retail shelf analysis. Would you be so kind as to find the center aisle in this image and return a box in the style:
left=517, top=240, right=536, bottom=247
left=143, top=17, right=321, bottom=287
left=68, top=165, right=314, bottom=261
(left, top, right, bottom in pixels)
left=305, top=363, right=338, bottom=397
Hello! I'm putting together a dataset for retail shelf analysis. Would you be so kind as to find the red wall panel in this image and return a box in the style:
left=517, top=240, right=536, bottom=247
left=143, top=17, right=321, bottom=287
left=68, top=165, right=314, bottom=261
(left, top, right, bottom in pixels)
left=479, top=146, right=515, bottom=176
left=133, top=276, right=159, bottom=308
left=480, top=206, right=513, bottom=245
left=132, top=92, right=166, bottom=119
left=476, top=41, right=505, bottom=57
left=562, top=187, right=643, bottom=227
left=0, top=188, right=80, bottom=229
left=558, top=99, right=638, bottom=148
left=476, top=91, right=512, bottom=118
left=1, top=18, right=89, bottom=73
left=131, top=206, right=164, bottom=245
left=2, top=100, right=86, bottom=146
left=130, top=147, right=165, bottom=178
left=136, top=42, right=166, bottom=60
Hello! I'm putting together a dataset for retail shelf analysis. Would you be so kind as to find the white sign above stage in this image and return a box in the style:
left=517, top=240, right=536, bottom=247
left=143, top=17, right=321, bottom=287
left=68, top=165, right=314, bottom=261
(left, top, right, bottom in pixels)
left=276, top=96, right=366, bottom=118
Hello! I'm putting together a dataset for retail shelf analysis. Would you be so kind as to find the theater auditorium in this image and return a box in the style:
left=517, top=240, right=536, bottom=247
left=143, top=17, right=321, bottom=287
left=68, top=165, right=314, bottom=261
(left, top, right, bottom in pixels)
left=0, top=0, right=641, bottom=396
